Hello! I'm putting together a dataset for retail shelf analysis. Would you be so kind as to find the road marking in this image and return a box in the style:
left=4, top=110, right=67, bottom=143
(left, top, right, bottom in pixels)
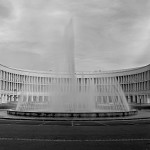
left=0, top=138, right=150, bottom=142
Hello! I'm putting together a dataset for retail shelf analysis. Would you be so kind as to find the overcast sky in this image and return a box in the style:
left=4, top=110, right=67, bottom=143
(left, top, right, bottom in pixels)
left=0, top=0, right=150, bottom=71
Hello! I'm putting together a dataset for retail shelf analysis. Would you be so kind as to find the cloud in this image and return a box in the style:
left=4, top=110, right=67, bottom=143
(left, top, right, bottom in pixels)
left=0, top=0, right=150, bottom=71
left=0, top=0, right=13, bottom=20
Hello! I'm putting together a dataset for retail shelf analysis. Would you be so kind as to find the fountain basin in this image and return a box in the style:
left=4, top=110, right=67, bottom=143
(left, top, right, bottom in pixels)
left=7, top=109, right=137, bottom=119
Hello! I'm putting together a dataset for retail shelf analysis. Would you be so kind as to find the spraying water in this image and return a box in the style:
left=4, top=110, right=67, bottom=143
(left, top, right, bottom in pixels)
left=16, top=17, right=130, bottom=113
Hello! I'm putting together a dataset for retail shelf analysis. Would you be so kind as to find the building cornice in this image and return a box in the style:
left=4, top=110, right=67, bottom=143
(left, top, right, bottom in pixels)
left=0, top=63, right=150, bottom=76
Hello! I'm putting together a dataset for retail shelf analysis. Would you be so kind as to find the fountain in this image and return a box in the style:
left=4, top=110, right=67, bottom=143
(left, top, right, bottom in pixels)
left=7, top=17, right=137, bottom=118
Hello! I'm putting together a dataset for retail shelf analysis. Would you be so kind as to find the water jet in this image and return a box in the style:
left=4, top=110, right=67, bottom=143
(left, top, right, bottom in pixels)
left=7, top=17, right=137, bottom=119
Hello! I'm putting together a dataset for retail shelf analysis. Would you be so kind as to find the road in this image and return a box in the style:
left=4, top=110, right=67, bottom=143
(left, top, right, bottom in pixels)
left=0, top=119, right=150, bottom=150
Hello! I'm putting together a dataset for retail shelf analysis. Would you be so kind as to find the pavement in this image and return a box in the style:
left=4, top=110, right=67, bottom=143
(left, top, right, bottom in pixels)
left=0, top=115, right=150, bottom=150
left=0, top=109, right=150, bottom=150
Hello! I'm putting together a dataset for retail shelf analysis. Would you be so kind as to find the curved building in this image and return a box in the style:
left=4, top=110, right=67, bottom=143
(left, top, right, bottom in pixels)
left=0, top=63, right=150, bottom=105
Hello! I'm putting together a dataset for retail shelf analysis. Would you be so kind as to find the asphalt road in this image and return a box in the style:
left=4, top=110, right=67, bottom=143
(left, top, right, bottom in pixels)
left=0, top=119, right=150, bottom=150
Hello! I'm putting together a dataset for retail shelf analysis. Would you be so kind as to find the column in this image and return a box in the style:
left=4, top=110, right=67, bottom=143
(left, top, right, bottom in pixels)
left=9, top=95, right=12, bottom=102
left=147, top=94, right=150, bottom=103
left=137, top=95, right=140, bottom=104
left=127, top=95, right=131, bottom=103
left=144, top=95, right=147, bottom=104
left=0, top=94, right=2, bottom=103
left=7, top=95, right=10, bottom=103
left=4, top=94, right=7, bottom=103
left=133, top=95, right=135, bottom=103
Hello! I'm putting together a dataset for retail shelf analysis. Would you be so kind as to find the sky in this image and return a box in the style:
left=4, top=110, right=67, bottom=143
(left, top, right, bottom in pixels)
left=0, top=0, right=150, bottom=72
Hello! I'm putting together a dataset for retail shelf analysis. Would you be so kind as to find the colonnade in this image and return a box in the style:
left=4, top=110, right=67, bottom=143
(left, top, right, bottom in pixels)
left=0, top=64, right=150, bottom=105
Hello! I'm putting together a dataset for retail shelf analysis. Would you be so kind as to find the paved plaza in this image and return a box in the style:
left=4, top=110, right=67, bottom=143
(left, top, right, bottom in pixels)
left=0, top=109, right=150, bottom=150
left=0, top=112, right=150, bottom=150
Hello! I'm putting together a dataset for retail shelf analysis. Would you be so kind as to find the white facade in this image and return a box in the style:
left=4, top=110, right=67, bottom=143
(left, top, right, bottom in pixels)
left=0, top=63, right=150, bottom=104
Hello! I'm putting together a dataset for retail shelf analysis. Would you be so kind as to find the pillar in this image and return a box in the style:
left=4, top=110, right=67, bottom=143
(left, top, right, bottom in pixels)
left=9, top=95, right=12, bottom=102
left=135, top=95, right=138, bottom=103
left=128, top=95, right=131, bottom=103
left=137, top=95, right=140, bottom=104
left=7, top=95, right=10, bottom=103
left=0, top=94, right=2, bottom=104
left=4, top=94, right=7, bottom=103
left=141, top=95, right=143, bottom=104
left=133, top=95, right=135, bottom=103
left=144, top=95, right=147, bottom=104
left=148, top=94, right=150, bottom=103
